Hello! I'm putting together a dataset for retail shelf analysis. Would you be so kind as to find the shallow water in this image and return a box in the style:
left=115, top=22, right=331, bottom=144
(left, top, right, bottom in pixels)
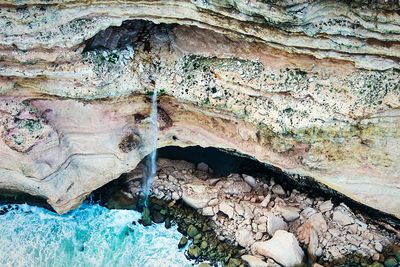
left=0, top=203, right=194, bottom=267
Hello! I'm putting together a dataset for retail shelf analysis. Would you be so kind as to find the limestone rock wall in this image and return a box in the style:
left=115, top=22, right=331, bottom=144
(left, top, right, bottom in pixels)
left=0, top=1, right=399, bottom=216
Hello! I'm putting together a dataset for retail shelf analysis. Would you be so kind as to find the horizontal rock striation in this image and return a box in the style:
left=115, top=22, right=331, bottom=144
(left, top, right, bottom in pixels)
left=0, top=1, right=399, bottom=217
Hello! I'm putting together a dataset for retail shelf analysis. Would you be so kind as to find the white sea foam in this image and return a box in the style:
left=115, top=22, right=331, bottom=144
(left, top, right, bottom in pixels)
left=0, top=203, right=194, bottom=267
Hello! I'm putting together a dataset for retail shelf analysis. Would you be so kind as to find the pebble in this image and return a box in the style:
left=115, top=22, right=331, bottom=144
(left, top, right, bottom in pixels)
left=243, top=174, right=257, bottom=188
left=267, top=213, right=288, bottom=236
left=271, top=184, right=285, bottom=195
left=260, top=193, right=271, bottom=208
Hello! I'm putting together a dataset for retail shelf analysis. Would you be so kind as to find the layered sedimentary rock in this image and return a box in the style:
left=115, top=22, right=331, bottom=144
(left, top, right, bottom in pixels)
left=0, top=1, right=399, bottom=216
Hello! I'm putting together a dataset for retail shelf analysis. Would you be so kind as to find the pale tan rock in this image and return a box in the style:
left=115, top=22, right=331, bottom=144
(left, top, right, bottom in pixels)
left=182, top=183, right=218, bottom=209
left=260, top=193, right=271, bottom=208
left=202, top=207, right=214, bottom=216
left=332, top=210, right=354, bottom=226
left=235, top=229, right=255, bottom=248
left=252, top=230, right=304, bottom=267
left=267, top=213, right=288, bottom=236
left=276, top=206, right=300, bottom=222
left=319, top=200, right=334, bottom=213
left=219, top=202, right=235, bottom=219
left=241, top=255, right=269, bottom=267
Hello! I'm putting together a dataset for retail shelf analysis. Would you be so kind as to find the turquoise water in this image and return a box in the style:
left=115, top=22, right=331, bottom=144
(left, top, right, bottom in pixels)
left=0, top=203, right=194, bottom=267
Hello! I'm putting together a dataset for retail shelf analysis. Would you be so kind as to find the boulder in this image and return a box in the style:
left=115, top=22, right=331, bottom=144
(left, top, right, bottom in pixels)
left=241, top=255, right=269, bottom=267
left=267, top=213, right=288, bottom=236
left=276, top=206, right=300, bottom=222
left=251, top=230, right=304, bottom=267
left=178, top=236, right=188, bottom=249
left=243, top=174, right=257, bottom=188
left=188, top=245, right=200, bottom=259
left=332, top=210, right=354, bottom=226
left=219, top=202, right=235, bottom=219
left=236, top=229, right=255, bottom=248
left=202, top=206, right=214, bottom=216
left=223, top=181, right=252, bottom=195
left=182, top=183, right=218, bottom=209
left=197, top=162, right=209, bottom=172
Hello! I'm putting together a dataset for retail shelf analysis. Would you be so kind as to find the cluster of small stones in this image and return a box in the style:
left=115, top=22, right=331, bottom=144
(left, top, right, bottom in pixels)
left=123, top=158, right=398, bottom=267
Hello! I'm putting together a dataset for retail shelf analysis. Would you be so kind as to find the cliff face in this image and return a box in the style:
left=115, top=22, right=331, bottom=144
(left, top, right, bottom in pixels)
left=0, top=0, right=399, bottom=216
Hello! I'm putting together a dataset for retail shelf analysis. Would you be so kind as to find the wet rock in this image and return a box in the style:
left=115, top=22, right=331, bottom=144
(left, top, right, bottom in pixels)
left=187, top=225, right=199, bottom=238
left=243, top=174, right=257, bottom=188
left=219, top=202, right=234, bottom=219
left=151, top=211, right=165, bottom=223
left=384, top=256, right=398, bottom=267
left=178, top=236, right=188, bottom=249
left=369, top=262, right=384, bottom=267
left=227, top=258, right=242, bottom=267
left=241, top=255, right=269, bottom=267
left=200, top=241, right=208, bottom=250
left=164, top=218, right=172, bottom=229
left=188, top=245, right=200, bottom=259
left=235, top=229, right=255, bottom=248
left=267, top=213, right=288, bottom=236
left=141, top=207, right=152, bottom=226
left=252, top=230, right=304, bottom=267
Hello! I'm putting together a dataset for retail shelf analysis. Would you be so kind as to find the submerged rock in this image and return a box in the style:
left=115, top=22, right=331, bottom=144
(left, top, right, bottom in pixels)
left=178, top=236, right=188, bottom=249
left=188, top=245, right=200, bottom=259
left=141, top=208, right=152, bottom=226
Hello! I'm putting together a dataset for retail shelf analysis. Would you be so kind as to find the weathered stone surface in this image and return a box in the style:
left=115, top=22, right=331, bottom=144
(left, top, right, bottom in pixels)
left=332, top=210, right=354, bottom=226
left=235, top=229, right=255, bottom=248
left=219, top=202, right=235, bottom=219
left=252, top=230, right=304, bottom=267
left=182, top=183, right=218, bottom=209
left=0, top=1, right=399, bottom=218
left=241, top=255, right=269, bottom=267
left=276, top=206, right=300, bottom=222
left=267, top=213, right=288, bottom=236
left=243, top=174, right=257, bottom=188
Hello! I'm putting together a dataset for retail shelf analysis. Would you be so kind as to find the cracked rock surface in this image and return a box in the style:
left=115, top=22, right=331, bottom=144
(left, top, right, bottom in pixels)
left=0, top=1, right=399, bottom=217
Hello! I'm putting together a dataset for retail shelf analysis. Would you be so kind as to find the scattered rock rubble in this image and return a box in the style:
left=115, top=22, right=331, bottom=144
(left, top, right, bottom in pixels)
left=124, top=158, right=398, bottom=266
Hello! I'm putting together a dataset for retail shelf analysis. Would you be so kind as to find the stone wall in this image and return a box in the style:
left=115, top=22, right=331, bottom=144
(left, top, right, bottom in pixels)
left=0, top=1, right=399, bottom=217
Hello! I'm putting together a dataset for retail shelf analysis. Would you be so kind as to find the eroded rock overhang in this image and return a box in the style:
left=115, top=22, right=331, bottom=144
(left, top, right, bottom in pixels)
left=0, top=1, right=399, bottom=216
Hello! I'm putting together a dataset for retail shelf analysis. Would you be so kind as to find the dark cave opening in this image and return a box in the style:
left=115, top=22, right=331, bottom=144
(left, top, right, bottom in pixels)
left=158, top=145, right=272, bottom=177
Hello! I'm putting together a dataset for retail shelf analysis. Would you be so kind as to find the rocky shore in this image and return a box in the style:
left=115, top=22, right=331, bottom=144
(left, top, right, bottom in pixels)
left=111, top=158, right=400, bottom=267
